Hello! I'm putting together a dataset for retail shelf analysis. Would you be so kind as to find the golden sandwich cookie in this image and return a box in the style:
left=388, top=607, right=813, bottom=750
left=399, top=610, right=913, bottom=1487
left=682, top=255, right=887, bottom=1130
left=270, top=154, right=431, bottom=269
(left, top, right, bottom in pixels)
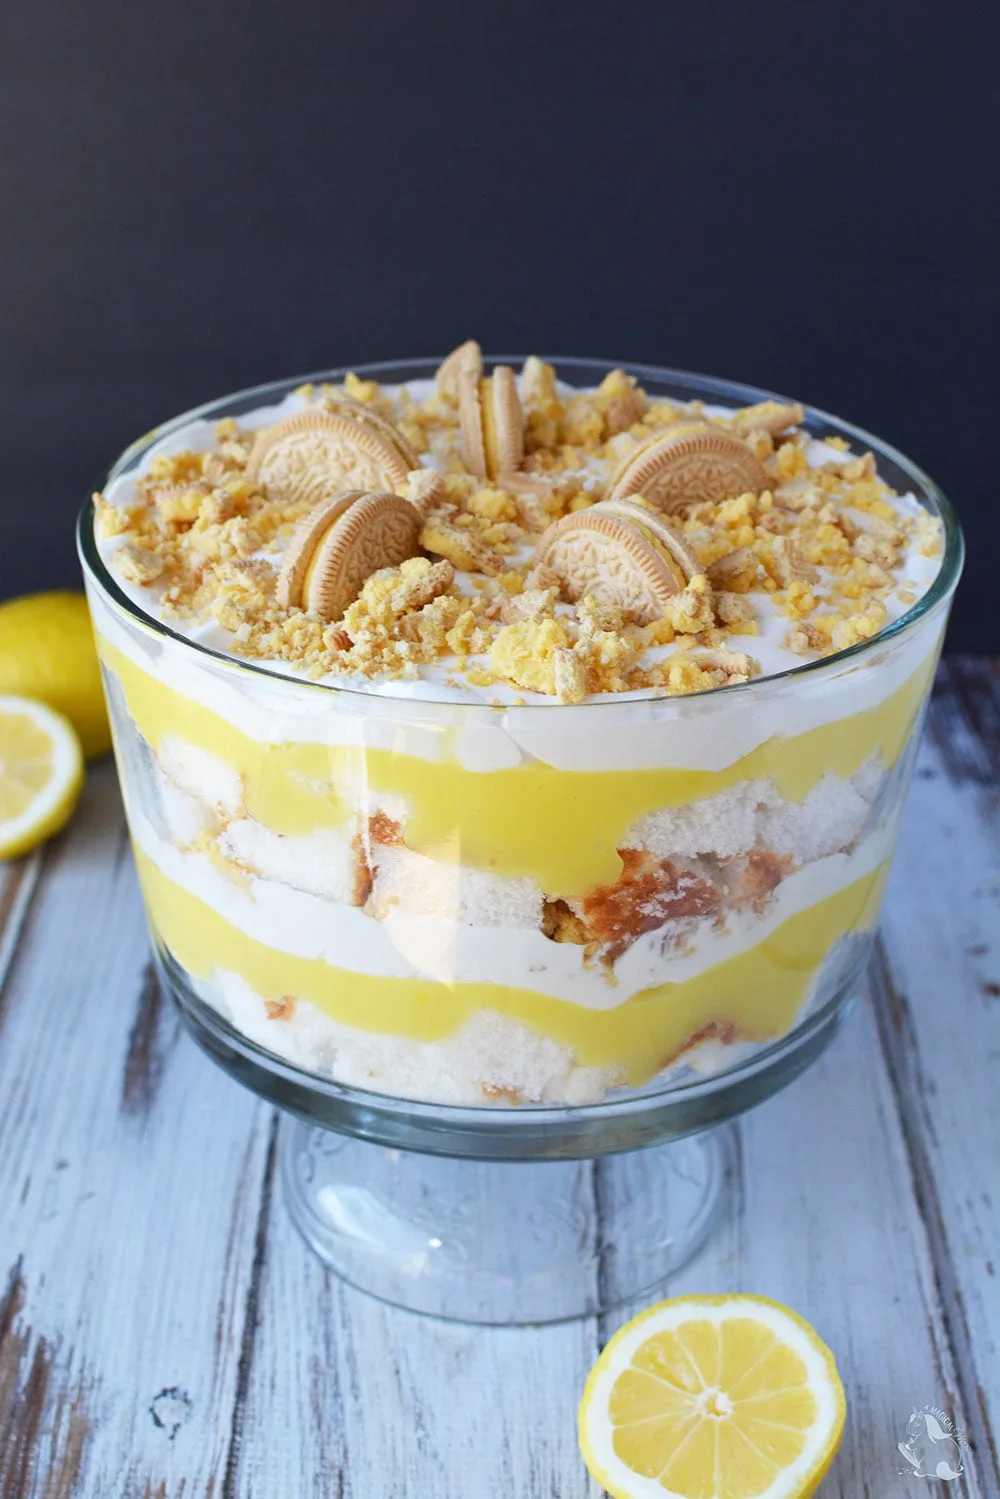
left=317, top=392, right=421, bottom=470
left=536, top=501, right=701, bottom=624
left=597, top=496, right=705, bottom=591
left=607, top=423, right=768, bottom=512
left=435, top=339, right=483, bottom=401
left=245, top=410, right=412, bottom=507
left=277, top=490, right=421, bottom=620
left=458, top=365, right=525, bottom=481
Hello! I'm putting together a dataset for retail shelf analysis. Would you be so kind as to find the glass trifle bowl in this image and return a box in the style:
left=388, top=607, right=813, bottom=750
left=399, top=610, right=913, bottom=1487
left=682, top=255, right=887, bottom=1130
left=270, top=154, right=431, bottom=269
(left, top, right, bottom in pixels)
left=79, top=355, right=961, bottom=1322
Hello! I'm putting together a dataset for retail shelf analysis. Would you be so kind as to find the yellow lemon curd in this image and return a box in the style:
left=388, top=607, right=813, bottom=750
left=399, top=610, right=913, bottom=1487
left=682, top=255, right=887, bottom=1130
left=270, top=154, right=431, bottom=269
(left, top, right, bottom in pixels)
left=101, top=636, right=928, bottom=1081
left=137, top=850, right=887, bottom=1083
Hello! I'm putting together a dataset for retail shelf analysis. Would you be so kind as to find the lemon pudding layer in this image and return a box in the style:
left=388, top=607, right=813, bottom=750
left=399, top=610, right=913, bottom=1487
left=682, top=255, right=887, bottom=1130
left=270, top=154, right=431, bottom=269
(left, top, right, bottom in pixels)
left=85, top=351, right=948, bottom=1105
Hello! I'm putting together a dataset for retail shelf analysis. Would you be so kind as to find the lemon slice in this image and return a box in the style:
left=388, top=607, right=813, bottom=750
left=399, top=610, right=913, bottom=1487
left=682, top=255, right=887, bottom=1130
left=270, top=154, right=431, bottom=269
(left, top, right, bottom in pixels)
left=579, top=1294, right=845, bottom=1499
left=0, top=697, right=84, bottom=859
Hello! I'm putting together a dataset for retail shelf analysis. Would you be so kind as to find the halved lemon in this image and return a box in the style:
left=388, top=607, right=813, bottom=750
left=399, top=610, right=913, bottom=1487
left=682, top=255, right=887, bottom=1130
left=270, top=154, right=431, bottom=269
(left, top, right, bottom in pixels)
left=579, top=1294, right=845, bottom=1499
left=0, top=696, right=84, bottom=859
left=0, top=591, right=111, bottom=758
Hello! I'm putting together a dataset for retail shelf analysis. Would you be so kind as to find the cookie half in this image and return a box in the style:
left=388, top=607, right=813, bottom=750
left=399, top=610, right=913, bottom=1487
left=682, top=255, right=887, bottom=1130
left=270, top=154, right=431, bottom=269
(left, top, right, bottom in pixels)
left=245, top=411, right=411, bottom=506
left=277, top=490, right=367, bottom=608
left=607, top=425, right=768, bottom=512
left=458, top=366, right=525, bottom=480
left=435, top=340, right=483, bottom=401
left=319, top=392, right=421, bottom=470
left=535, top=508, right=686, bottom=624
left=277, top=490, right=421, bottom=620
left=598, top=497, right=704, bottom=590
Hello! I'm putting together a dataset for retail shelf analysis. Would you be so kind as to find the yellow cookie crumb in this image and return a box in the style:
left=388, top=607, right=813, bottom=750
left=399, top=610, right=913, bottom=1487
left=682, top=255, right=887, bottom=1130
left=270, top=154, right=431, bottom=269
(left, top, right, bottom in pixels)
left=114, top=544, right=165, bottom=585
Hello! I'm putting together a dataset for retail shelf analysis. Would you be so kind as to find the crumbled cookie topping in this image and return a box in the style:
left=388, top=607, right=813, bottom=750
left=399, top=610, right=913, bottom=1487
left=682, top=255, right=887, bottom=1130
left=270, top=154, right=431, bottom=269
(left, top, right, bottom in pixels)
left=95, top=357, right=943, bottom=699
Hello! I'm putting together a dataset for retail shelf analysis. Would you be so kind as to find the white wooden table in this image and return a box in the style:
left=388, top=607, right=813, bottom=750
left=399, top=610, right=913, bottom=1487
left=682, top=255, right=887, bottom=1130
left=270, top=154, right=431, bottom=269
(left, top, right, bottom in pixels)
left=1, top=659, right=997, bottom=1498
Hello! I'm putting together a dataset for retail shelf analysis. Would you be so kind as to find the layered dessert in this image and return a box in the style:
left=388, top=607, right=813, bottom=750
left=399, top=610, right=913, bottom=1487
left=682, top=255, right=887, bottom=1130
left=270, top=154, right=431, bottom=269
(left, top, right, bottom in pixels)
left=84, top=347, right=950, bottom=1105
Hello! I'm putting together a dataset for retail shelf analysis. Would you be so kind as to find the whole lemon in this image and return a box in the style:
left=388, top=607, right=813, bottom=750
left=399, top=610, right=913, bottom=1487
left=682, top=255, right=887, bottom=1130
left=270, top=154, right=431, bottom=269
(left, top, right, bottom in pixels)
left=0, top=591, right=111, bottom=758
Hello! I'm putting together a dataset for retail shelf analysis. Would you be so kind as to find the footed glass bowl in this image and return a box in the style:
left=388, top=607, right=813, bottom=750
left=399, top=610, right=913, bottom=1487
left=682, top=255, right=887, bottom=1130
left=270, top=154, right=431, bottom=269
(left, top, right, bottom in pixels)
left=79, top=358, right=962, bottom=1323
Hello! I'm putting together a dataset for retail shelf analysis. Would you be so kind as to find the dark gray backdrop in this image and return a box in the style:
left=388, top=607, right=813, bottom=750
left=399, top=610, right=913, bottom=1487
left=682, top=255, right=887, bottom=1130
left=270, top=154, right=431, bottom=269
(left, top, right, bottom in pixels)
left=3, top=0, right=996, bottom=649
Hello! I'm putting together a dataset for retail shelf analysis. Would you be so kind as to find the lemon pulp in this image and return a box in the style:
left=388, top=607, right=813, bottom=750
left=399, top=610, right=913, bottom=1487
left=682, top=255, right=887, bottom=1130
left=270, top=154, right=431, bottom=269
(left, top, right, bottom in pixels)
left=0, top=697, right=84, bottom=858
left=580, top=1295, right=846, bottom=1499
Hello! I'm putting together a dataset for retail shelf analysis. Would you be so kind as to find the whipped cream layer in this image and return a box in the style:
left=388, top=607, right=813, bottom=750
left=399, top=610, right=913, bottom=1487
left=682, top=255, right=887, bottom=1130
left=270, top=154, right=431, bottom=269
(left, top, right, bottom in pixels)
left=88, top=573, right=942, bottom=781
left=130, top=801, right=895, bottom=1010
left=196, top=921, right=872, bottom=1108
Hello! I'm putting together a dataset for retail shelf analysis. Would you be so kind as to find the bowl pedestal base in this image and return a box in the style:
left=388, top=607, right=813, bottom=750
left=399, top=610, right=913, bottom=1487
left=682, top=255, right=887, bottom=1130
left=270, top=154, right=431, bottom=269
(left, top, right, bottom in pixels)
left=164, top=946, right=856, bottom=1325
left=280, top=1119, right=729, bottom=1324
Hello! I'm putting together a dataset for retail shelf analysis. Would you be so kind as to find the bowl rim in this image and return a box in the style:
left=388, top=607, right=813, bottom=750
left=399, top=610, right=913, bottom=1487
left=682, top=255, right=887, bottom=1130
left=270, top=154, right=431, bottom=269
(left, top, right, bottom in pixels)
left=77, top=355, right=964, bottom=710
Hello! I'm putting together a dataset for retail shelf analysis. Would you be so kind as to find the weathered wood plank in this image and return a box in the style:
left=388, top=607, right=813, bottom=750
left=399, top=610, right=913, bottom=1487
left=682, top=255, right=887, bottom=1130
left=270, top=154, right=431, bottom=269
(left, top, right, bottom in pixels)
left=228, top=929, right=989, bottom=1490
left=2, top=662, right=998, bottom=1498
left=0, top=847, right=44, bottom=1008
left=226, top=1004, right=989, bottom=1498
left=874, top=658, right=1000, bottom=1492
left=225, top=1128, right=603, bottom=1499
left=0, top=764, right=273, bottom=1498
left=177, top=667, right=1000, bottom=1499
left=597, top=989, right=986, bottom=1498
